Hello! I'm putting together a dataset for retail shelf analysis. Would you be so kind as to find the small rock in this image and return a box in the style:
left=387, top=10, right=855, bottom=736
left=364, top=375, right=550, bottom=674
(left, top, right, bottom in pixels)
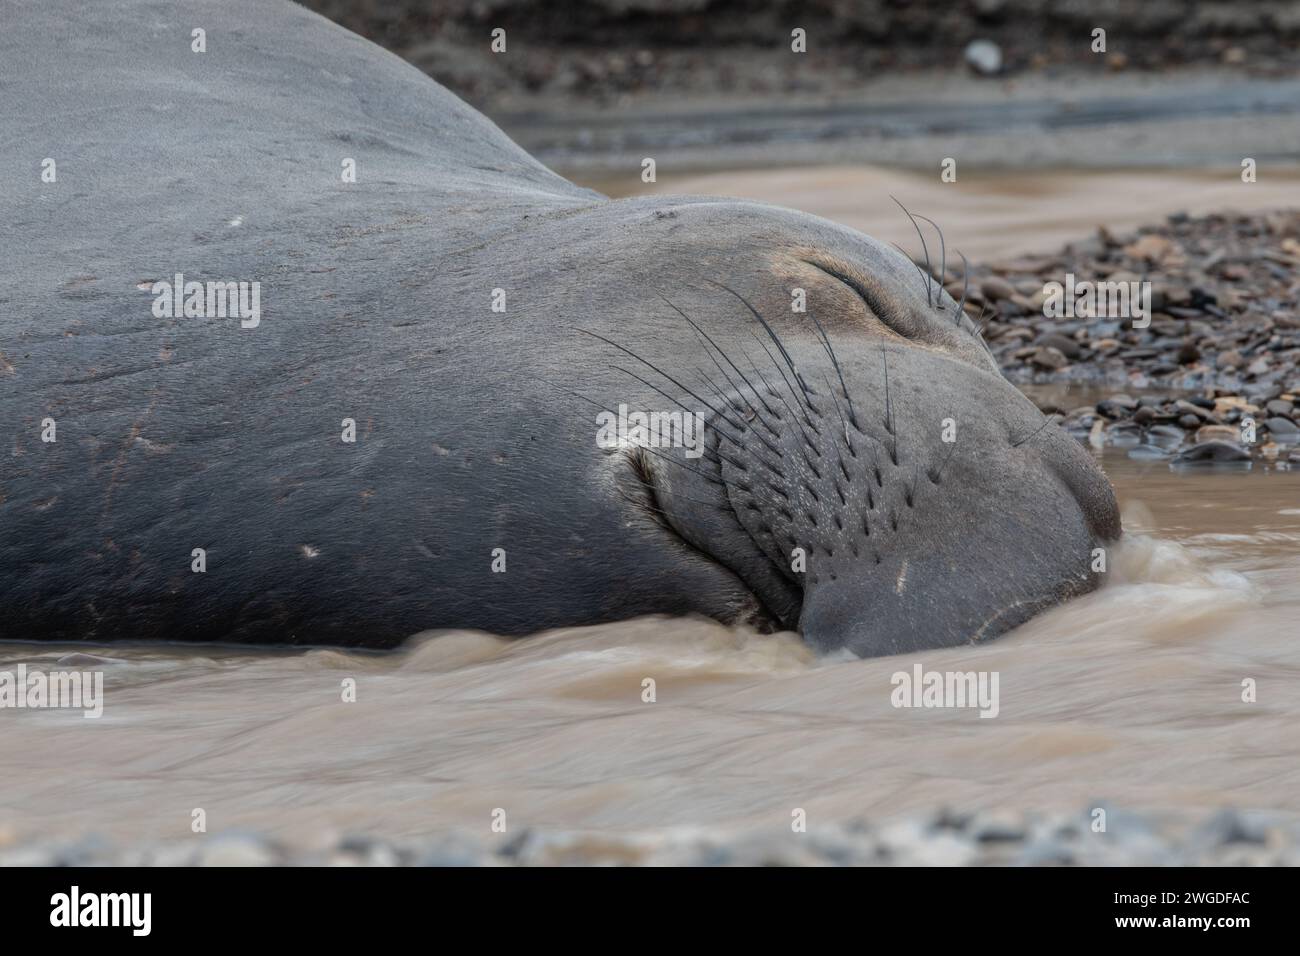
left=1147, top=424, right=1187, bottom=448
left=1036, top=333, right=1081, bottom=359
left=197, top=834, right=279, bottom=867
left=963, top=39, right=1003, bottom=76
left=1096, top=394, right=1137, bottom=418
left=1128, top=444, right=1171, bottom=461
left=1030, top=346, right=1068, bottom=370
left=971, top=811, right=1026, bottom=844
left=1173, top=441, right=1251, bottom=464
left=1194, top=809, right=1268, bottom=847
left=980, top=275, right=1016, bottom=301
left=1124, top=234, right=1175, bottom=263
left=1195, top=424, right=1239, bottom=443
left=1265, top=417, right=1300, bottom=440
left=416, top=833, right=490, bottom=867
left=1174, top=399, right=1210, bottom=420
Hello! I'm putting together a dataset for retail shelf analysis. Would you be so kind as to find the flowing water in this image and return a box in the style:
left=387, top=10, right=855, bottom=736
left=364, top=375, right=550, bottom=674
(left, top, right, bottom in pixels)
left=1, top=450, right=1296, bottom=847
left=1, top=170, right=1297, bottom=848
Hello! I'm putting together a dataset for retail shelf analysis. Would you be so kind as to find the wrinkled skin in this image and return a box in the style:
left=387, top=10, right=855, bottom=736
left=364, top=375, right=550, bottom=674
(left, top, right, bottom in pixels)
left=0, top=0, right=1120, bottom=653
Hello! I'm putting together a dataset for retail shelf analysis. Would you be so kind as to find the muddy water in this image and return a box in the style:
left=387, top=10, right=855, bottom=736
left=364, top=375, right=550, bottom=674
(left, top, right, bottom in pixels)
left=2, top=169, right=1298, bottom=847
left=1, top=451, right=1296, bottom=847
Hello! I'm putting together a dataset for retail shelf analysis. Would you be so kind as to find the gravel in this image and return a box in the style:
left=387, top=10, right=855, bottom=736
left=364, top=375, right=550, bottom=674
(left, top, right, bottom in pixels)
left=4, top=806, right=1299, bottom=866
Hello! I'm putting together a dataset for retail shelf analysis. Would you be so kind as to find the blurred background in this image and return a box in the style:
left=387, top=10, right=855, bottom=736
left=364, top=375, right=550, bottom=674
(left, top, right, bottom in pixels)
left=300, top=0, right=1300, bottom=173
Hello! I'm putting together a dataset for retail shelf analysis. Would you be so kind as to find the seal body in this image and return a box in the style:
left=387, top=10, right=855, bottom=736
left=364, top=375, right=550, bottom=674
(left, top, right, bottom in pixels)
left=0, top=0, right=1119, bottom=654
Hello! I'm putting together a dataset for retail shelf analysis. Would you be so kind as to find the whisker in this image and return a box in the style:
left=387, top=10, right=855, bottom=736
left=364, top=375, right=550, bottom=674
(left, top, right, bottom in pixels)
left=657, top=291, right=782, bottom=422
left=541, top=378, right=725, bottom=487
left=1010, top=416, right=1057, bottom=449
left=574, top=326, right=750, bottom=434
left=954, top=250, right=970, bottom=327
left=749, top=346, right=823, bottom=460
left=912, top=212, right=946, bottom=311
left=890, top=241, right=935, bottom=307
left=605, top=360, right=750, bottom=448
left=881, top=349, right=899, bottom=465
left=695, top=370, right=788, bottom=460
left=704, top=278, right=815, bottom=400
left=806, top=310, right=860, bottom=430
left=750, top=332, right=821, bottom=435
left=891, top=196, right=933, bottom=307
left=629, top=441, right=726, bottom=487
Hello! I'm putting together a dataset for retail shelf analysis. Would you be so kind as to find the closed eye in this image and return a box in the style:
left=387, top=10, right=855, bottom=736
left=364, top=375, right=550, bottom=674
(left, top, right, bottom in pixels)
left=804, top=257, right=997, bottom=365
left=802, top=258, right=915, bottom=342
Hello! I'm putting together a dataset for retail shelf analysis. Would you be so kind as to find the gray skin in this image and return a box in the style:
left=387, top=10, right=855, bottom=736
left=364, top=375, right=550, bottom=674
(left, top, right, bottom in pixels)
left=0, top=0, right=1120, bottom=654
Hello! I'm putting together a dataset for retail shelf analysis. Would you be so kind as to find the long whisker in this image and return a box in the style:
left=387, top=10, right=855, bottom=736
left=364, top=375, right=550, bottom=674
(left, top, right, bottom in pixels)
left=705, top=278, right=815, bottom=400
left=1010, top=416, right=1057, bottom=449
left=954, top=250, right=970, bottom=327
left=912, top=212, right=946, bottom=311
left=750, top=331, right=820, bottom=435
left=931, top=439, right=958, bottom=484
left=881, top=349, right=898, bottom=465
left=657, top=291, right=781, bottom=421
left=890, top=241, right=934, bottom=306
left=606, top=362, right=748, bottom=449
left=574, top=327, right=749, bottom=434
left=695, top=370, right=788, bottom=459
left=747, top=347, right=820, bottom=454
left=891, top=196, right=933, bottom=307
left=805, top=309, right=860, bottom=431
left=540, top=378, right=724, bottom=486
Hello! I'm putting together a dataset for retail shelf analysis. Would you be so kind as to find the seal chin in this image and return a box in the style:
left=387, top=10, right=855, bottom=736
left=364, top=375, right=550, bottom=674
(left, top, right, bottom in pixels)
left=798, top=574, right=1082, bottom=658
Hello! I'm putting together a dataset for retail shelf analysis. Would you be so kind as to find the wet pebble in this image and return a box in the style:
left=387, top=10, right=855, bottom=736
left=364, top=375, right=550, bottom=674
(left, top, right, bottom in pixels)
left=1030, top=345, right=1069, bottom=370
left=196, top=833, right=280, bottom=867
left=1173, top=440, right=1251, bottom=464
left=1265, top=417, right=1300, bottom=440
left=1128, top=444, right=1171, bottom=461
left=963, top=39, right=1003, bottom=76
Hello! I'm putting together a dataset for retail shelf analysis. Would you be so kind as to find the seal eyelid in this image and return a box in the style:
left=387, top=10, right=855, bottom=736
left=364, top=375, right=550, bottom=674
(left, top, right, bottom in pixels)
left=802, top=259, right=914, bottom=343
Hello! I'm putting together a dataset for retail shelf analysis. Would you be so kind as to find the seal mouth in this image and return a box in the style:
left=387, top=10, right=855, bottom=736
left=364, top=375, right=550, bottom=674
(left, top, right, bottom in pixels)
left=626, top=446, right=792, bottom=632
left=969, top=593, right=1061, bottom=645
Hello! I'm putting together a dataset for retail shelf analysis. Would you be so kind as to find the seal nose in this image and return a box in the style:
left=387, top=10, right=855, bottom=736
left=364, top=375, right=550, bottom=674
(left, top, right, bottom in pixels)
left=794, top=431, right=1118, bottom=658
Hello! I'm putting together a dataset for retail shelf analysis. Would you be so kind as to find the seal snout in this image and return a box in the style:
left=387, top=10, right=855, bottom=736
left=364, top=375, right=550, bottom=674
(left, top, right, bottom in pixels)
left=642, top=333, right=1118, bottom=658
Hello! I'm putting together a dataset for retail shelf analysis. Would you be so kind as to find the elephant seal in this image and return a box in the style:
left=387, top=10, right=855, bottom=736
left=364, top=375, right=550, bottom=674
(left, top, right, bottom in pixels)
left=0, top=0, right=1120, bottom=655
